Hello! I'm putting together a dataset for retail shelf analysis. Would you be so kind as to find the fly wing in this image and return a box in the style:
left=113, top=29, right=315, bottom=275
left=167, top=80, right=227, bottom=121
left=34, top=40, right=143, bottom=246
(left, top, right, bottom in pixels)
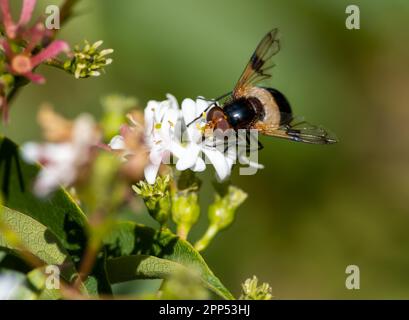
left=255, top=116, right=338, bottom=145
left=233, top=29, right=281, bottom=98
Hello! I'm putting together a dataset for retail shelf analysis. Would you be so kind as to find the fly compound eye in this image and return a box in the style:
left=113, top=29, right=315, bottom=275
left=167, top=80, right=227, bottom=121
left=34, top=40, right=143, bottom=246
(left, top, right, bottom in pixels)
left=206, top=106, right=225, bottom=122
left=215, top=118, right=231, bottom=131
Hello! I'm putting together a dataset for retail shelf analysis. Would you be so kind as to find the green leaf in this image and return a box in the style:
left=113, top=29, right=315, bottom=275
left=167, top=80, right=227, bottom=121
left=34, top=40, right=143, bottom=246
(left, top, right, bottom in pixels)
left=106, top=254, right=216, bottom=299
left=106, top=255, right=186, bottom=282
left=0, top=250, right=6, bottom=263
left=0, top=206, right=77, bottom=281
left=103, top=222, right=234, bottom=300
left=26, top=268, right=62, bottom=300
left=0, top=207, right=99, bottom=298
left=0, top=248, right=32, bottom=274
left=0, top=137, right=112, bottom=295
left=0, top=137, right=88, bottom=261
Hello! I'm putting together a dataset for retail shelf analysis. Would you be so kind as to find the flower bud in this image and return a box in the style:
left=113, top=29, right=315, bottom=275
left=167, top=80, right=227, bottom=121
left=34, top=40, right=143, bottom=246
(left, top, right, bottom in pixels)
left=209, top=186, right=247, bottom=229
left=172, top=192, right=200, bottom=240
left=195, top=185, right=247, bottom=251
left=133, top=176, right=171, bottom=226
left=240, top=276, right=273, bottom=300
left=64, top=40, right=113, bottom=79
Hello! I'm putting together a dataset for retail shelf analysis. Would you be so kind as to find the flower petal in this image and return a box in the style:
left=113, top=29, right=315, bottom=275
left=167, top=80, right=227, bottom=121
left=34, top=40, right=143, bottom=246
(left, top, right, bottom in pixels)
left=23, top=72, right=45, bottom=84
left=34, top=164, right=76, bottom=197
left=196, top=98, right=211, bottom=115
left=202, top=147, right=231, bottom=181
left=166, top=93, right=179, bottom=110
left=168, top=141, right=185, bottom=159
left=149, top=147, right=163, bottom=166
left=109, top=135, right=126, bottom=150
left=72, top=114, right=97, bottom=148
left=144, top=100, right=157, bottom=133
left=0, top=0, right=17, bottom=38
left=181, top=98, right=197, bottom=125
left=161, top=108, right=177, bottom=131
left=30, top=40, right=70, bottom=68
left=24, top=23, right=46, bottom=53
left=21, top=142, right=41, bottom=163
left=41, top=143, right=75, bottom=164
left=18, top=0, right=36, bottom=27
left=144, top=162, right=160, bottom=184
left=175, top=144, right=201, bottom=171
left=192, top=157, right=206, bottom=172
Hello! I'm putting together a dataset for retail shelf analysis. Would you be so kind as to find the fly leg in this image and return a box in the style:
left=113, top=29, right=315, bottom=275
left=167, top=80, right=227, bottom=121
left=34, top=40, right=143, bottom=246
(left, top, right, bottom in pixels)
left=245, top=130, right=264, bottom=153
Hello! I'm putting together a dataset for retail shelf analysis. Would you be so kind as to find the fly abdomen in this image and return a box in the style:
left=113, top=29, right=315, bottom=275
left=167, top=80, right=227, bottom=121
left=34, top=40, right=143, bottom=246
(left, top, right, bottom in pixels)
left=264, top=87, right=293, bottom=125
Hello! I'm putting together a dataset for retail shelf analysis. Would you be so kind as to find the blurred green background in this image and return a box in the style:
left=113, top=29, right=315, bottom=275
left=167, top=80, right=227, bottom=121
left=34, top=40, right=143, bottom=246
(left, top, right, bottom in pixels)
left=3, top=0, right=409, bottom=299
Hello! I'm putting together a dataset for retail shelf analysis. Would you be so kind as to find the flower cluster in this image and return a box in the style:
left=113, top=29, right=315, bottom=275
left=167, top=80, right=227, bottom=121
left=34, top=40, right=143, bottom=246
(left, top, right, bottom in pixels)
left=21, top=106, right=101, bottom=197
left=20, top=93, right=260, bottom=200
left=0, top=0, right=69, bottom=120
left=0, top=0, right=114, bottom=122
left=63, top=40, right=113, bottom=79
left=110, top=94, right=238, bottom=184
left=240, top=276, right=273, bottom=300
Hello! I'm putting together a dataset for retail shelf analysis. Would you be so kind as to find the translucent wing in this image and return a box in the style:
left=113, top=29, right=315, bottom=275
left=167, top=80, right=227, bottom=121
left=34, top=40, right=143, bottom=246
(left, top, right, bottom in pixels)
left=233, top=28, right=281, bottom=98
left=256, top=116, right=338, bottom=145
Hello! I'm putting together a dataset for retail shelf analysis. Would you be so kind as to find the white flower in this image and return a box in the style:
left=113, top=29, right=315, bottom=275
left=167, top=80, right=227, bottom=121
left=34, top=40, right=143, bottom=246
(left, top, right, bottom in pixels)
left=109, top=94, right=261, bottom=184
left=171, top=98, right=234, bottom=181
left=109, top=135, right=127, bottom=151
left=143, top=94, right=181, bottom=184
left=110, top=94, right=181, bottom=184
left=21, top=114, right=100, bottom=197
left=109, top=113, right=144, bottom=160
left=109, top=134, right=133, bottom=160
left=0, top=273, right=24, bottom=300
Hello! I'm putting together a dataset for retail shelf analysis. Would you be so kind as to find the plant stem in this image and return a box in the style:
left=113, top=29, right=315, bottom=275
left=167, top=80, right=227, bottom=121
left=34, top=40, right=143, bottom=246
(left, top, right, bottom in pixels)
left=177, top=224, right=189, bottom=240
left=194, top=225, right=219, bottom=252
left=44, top=58, right=66, bottom=71
left=6, top=77, right=29, bottom=106
left=0, top=218, right=87, bottom=299
left=6, top=86, right=19, bottom=106
left=74, top=239, right=100, bottom=290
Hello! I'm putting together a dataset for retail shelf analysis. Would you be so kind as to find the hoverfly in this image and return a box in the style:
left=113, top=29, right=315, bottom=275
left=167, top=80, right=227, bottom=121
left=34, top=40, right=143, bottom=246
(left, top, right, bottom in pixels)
left=189, top=28, right=337, bottom=149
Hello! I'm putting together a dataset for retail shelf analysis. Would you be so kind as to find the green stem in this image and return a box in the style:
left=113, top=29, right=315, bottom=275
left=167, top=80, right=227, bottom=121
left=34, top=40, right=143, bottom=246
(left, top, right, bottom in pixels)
left=194, top=225, right=219, bottom=252
left=6, top=86, right=19, bottom=105
left=44, top=59, right=66, bottom=71
left=6, top=77, right=29, bottom=106
left=176, top=224, right=190, bottom=240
